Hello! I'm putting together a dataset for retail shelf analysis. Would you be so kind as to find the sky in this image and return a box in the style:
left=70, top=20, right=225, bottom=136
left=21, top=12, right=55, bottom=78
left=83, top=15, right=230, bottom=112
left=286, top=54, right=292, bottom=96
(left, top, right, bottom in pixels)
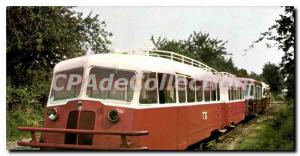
left=74, top=6, right=284, bottom=74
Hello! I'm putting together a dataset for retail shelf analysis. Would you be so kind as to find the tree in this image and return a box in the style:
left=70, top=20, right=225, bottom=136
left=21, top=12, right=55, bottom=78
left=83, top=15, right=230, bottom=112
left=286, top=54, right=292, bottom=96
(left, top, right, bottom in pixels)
left=236, top=68, right=248, bottom=77
left=248, top=72, right=263, bottom=82
left=151, top=31, right=243, bottom=75
left=7, top=7, right=112, bottom=86
left=262, top=63, right=283, bottom=93
left=246, top=6, right=295, bottom=98
left=6, top=7, right=112, bottom=108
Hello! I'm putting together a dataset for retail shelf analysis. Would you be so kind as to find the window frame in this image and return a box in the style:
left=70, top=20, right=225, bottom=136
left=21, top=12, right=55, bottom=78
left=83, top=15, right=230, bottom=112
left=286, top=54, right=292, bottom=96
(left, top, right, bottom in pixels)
left=138, top=73, right=222, bottom=105
left=211, top=82, right=217, bottom=101
left=157, top=73, right=177, bottom=104
left=177, top=75, right=187, bottom=103
left=250, top=85, right=254, bottom=96
left=49, top=66, right=85, bottom=104
left=186, top=77, right=196, bottom=103
left=204, top=81, right=211, bottom=102
left=139, top=72, right=159, bottom=104
left=85, top=66, right=137, bottom=104
left=217, top=83, right=220, bottom=101
left=195, top=79, right=204, bottom=103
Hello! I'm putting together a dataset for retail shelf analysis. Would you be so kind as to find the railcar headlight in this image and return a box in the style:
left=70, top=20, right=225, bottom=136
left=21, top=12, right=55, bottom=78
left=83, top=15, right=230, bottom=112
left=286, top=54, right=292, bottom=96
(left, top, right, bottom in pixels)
left=47, top=108, right=58, bottom=121
left=107, top=110, right=119, bottom=123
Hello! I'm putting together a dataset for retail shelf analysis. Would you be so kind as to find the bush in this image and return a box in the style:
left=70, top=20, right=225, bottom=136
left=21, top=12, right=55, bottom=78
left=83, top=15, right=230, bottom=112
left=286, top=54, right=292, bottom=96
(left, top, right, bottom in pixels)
left=6, top=81, right=47, bottom=141
left=271, top=93, right=284, bottom=102
left=238, top=101, right=295, bottom=150
left=6, top=104, right=44, bottom=141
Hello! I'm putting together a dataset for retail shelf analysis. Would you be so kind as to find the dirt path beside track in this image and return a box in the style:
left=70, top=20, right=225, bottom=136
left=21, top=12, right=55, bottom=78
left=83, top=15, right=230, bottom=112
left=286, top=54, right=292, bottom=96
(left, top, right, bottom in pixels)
left=7, top=138, right=36, bottom=151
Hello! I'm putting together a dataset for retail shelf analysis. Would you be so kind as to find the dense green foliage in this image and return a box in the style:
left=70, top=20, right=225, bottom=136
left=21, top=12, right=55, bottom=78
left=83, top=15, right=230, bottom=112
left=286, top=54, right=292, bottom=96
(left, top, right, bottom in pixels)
left=238, top=100, right=294, bottom=150
left=6, top=6, right=112, bottom=140
left=7, top=7, right=112, bottom=88
left=151, top=31, right=251, bottom=78
left=262, top=62, right=283, bottom=94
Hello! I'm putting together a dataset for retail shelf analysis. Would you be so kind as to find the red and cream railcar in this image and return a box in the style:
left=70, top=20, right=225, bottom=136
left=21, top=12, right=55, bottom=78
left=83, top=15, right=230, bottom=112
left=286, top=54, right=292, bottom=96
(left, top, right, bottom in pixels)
left=17, top=50, right=245, bottom=150
left=238, top=78, right=263, bottom=116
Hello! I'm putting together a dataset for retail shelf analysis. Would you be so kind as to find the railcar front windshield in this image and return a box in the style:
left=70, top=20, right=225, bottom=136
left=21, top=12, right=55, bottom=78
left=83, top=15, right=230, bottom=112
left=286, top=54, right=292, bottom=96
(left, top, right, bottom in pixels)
left=86, top=66, right=136, bottom=102
left=50, top=67, right=84, bottom=102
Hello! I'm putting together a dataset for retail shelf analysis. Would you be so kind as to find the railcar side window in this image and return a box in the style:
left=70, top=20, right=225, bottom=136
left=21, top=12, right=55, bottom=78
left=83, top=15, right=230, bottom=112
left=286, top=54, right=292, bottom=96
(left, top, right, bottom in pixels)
left=177, top=76, right=187, bottom=103
left=139, top=72, right=158, bottom=104
left=234, top=87, right=238, bottom=100
left=258, top=87, right=260, bottom=98
left=240, top=87, right=242, bottom=99
left=254, top=86, right=258, bottom=99
left=259, top=87, right=261, bottom=98
left=238, top=87, right=240, bottom=99
left=255, top=86, right=261, bottom=99
left=254, top=86, right=256, bottom=99
left=232, top=87, right=234, bottom=100
left=259, top=87, right=262, bottom=98
left=204, top=81, right=210, bottom=101
left=238, top=87, right=242, bottom=99
left=237, top=87, right=239, bottom=100
left=50, top=67, right=84, bottom=101
left=241, top=88, right=245, bottom=99
left=250, top=85, right=254, bottom=96
left=217, top=83, right=220, bottom=101
left=245, top=84, right=249, bottom=96
left=87, top=67, right=136, bottom=102
left=195, top=80, right=203, bottom=102
left=258, top=86, right=259, bottom=98
left=228, top=87, right=231, bottom=101
left=211, top=82, right=216, bottom=101
left=187, top=78, right=196, bottom=103
left=242, top=88, right=244, bottom=99
left=157, top=73, right=176, bottom=104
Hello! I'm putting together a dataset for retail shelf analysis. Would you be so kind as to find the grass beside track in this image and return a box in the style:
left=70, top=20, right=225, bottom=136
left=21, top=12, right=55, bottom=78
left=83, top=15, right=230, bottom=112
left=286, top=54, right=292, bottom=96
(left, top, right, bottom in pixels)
left=237, top=101, right=294, bottom=150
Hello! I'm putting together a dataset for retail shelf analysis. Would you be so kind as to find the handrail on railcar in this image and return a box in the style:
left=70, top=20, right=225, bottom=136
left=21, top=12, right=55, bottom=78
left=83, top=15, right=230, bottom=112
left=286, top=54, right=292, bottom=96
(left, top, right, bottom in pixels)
left=113, top=49, right=239, bottom=77
left=219, top=72, right=236, bottom=78
left=146, top=50, right=220, bottom=75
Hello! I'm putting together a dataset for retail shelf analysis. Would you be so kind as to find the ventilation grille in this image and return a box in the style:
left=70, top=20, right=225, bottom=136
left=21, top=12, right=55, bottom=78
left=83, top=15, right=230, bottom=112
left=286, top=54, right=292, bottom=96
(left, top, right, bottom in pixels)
left=65, top=111, right=95, bottom=145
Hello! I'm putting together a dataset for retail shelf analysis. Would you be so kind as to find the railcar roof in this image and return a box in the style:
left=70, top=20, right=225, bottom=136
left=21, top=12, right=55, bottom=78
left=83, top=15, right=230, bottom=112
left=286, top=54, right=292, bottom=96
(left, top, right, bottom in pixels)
left=237, top=77, right=256, bottom=83
left=261, top=82, right=270, bottom=88
left=238, top=77, right=263, bottom=86
left=54, top=53, right=213, bottom=77
left=54, top=53, right=242, bottom=86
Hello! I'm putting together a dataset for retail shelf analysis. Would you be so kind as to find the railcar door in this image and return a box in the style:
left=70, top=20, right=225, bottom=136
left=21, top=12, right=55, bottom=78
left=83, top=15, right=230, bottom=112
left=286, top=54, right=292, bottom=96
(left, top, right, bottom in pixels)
left=221, top=103, right=228, bottom=128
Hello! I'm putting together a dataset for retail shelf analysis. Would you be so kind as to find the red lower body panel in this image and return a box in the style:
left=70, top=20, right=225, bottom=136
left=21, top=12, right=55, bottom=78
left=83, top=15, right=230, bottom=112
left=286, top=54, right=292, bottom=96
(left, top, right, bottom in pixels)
left=133, top=101, right=245, bottom=150
left=17, top=100, right=246, bottom=150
